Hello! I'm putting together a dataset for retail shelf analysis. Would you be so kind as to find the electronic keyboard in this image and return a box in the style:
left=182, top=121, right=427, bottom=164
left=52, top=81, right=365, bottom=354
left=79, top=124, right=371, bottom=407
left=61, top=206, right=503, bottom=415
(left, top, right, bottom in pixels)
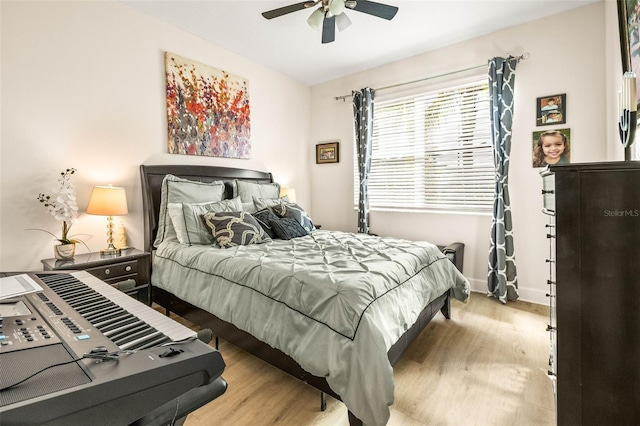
left=0, top=271, right=225, bottom=425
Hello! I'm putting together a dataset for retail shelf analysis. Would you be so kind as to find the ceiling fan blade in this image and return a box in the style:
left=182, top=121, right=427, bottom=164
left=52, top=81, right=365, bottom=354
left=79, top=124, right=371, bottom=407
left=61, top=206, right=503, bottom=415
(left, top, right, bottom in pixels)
left=350, top=0, right=398, bottom=20
left=322, top=15, right=336, bottom=44
left=262, top=2, right=315, bottom=20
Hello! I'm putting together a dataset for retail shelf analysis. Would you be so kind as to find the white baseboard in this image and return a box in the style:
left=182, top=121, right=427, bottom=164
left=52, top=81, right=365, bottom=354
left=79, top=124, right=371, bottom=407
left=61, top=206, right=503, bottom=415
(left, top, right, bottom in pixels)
left=466, top=277, right=547, bottom=306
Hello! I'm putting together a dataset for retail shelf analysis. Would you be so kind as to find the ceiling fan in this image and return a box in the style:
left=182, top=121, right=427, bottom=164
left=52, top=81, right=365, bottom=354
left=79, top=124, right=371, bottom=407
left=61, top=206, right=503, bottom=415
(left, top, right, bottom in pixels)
left=262, top=0, right=399, bottom=44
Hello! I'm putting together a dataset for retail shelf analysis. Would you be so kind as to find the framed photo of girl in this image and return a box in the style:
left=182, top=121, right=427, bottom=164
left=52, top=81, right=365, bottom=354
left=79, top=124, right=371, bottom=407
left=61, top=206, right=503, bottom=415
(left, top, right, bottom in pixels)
left=532, top=128, right=571, bottom=167
left=536, top=94, right=566, bottom=126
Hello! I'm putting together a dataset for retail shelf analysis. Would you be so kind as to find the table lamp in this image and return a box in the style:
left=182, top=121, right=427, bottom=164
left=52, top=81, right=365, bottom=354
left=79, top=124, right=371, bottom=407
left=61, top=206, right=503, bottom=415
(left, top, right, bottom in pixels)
left=279, top=187, right=296, bottom=203
left=86, top=185, right=128, bottom=256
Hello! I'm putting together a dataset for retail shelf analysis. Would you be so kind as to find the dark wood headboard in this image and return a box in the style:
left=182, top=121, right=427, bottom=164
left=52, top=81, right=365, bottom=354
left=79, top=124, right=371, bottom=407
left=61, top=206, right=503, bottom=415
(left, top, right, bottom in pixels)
left=139, top=165, right=274, bottom=253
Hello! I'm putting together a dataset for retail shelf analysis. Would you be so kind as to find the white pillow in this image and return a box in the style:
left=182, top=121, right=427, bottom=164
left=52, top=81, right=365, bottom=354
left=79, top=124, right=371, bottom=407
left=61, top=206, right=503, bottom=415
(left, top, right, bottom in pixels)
left=168, top=197, right=243, bottom=245
left=154, top=175, right=225, bottom=247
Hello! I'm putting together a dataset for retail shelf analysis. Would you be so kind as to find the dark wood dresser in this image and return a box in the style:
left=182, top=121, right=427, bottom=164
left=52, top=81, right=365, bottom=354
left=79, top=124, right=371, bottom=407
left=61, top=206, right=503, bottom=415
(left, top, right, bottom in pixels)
left=551, top=161, right=640, bottom=425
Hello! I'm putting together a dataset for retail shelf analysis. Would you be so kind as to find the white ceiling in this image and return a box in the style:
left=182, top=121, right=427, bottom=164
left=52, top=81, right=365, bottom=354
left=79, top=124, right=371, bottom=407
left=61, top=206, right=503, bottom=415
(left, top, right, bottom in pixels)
left=123, top=0, right=600, bottom=86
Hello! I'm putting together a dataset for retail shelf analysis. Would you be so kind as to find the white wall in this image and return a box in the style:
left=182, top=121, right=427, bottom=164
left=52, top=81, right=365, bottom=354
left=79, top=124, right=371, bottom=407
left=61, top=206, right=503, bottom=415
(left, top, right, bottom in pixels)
left=0, top=1, right=310, bottom=271
left=309, top=2, right=614, bottom=304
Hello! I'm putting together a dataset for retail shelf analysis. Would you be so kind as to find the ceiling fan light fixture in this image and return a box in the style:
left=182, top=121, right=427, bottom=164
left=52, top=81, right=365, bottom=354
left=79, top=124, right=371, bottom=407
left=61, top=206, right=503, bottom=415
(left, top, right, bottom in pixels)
left=307, top=7, right=325, bottom=29
left=262, top=0, right=398, bottom=43
left=336, top=13, right=351, bottom=32
left=329, top=0, right=346, bottom=16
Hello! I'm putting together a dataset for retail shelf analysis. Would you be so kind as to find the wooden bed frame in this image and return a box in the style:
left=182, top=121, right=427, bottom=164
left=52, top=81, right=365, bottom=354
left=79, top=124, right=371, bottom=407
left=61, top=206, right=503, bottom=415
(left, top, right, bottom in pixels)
left=140, top=164, right=465, bottom=426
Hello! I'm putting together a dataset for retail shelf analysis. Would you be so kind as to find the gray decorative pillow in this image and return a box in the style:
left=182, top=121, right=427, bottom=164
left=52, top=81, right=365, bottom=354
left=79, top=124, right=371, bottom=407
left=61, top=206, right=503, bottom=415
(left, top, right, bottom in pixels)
left=252, top=208, right=280, bottom=239
left=234, top=180, right=281, bottom=213
left=271, top=202, right=315, bottom=233
left=269, top=217, right=309, bottom=240
left=154, top=174, right=225, bottom=246
left=253, top=195, right=289, bottom=211
left=168, top=197, right=243, bottom=245
left=203, top=211, right=272, bottom=248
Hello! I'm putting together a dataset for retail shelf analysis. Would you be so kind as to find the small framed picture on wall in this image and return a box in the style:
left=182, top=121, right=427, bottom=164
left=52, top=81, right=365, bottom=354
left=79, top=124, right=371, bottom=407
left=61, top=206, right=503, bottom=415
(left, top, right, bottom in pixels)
left=536, top=94, right=566, bottom=126
left=316, top=142, right=339, bottom=164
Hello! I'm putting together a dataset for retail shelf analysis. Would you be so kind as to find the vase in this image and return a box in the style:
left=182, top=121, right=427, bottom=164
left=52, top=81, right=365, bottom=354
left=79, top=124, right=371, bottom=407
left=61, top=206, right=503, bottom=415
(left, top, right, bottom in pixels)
left=54, top=243, right=76, bottom=260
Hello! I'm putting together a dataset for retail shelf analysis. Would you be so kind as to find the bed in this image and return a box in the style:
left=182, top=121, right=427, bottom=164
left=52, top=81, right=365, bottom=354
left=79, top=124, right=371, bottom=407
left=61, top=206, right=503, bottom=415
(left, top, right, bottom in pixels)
left=140, top=164, right=470, bottom=426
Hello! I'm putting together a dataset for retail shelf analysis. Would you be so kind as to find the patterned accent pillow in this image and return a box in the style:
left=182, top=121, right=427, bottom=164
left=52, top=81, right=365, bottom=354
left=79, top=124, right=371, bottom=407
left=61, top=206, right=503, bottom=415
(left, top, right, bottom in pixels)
left=202, top=211, right=272, bottom=248
left=252, top=208, right=280, bottom=239
left=269, top=217, right=309, bottom=240
left=271, top=202, right=315, bottom=233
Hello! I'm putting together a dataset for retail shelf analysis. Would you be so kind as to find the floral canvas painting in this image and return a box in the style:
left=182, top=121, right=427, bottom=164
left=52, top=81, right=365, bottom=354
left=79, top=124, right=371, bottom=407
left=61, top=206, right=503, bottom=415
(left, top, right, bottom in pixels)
left=165, top=52, right=251, bottom=158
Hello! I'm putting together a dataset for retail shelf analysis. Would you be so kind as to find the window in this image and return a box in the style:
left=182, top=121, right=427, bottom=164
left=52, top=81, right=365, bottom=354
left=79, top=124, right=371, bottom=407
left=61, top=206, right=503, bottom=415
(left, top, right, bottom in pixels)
left=354, top=77, right=494, bottom=213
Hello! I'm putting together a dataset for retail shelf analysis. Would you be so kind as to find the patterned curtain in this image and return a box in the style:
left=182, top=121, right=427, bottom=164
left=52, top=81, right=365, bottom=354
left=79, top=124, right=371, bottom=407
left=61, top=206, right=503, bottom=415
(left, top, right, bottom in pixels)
left=487, top=57, right=519, bottom=303
left=353, top=88, right=375, bottom=234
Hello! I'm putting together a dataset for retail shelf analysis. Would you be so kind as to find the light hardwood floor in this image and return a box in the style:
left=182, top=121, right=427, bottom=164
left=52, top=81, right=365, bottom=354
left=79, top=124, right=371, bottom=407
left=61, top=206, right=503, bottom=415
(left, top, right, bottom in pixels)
left=172, top=292, right=555, bottom=426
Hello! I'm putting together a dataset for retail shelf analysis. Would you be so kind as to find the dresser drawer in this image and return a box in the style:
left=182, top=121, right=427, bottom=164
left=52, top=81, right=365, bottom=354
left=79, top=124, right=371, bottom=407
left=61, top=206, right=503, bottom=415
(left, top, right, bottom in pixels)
left=86, top=260, right=138, bottom=283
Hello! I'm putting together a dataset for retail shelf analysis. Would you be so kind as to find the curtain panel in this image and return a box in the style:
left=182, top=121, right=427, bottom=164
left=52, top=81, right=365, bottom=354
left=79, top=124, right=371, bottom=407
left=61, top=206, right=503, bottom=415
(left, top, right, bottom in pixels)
left=353, top=88, right=375, bottom=234
left=487, top=57, right=519, bottom=303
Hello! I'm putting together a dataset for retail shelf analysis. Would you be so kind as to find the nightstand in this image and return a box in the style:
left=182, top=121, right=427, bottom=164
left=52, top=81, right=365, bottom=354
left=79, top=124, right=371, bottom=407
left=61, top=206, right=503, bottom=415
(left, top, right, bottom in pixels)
left=41, top=248, right=151, bottom=304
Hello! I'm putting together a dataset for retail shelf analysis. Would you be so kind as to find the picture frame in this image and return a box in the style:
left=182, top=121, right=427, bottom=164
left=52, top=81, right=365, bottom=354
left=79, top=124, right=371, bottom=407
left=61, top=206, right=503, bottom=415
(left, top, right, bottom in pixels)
left=532, top=128, right=571, bottom=168
left=536, top=94, right=566, bottom=126
left=316, top=142, right=339, bottom=164
left=618, top=0, right=640, bottom=108
left=165, top=52, right=251, bottom=158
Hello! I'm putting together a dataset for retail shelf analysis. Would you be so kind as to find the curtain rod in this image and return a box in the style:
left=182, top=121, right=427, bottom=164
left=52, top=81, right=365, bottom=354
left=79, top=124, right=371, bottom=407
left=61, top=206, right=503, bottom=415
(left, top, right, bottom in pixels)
left=334, top=52, right=529, bottom=102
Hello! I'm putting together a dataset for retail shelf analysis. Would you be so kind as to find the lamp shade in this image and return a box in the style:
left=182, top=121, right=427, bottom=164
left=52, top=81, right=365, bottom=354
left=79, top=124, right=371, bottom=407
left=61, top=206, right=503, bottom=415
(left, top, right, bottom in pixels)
left=279, top=187, right=297, bottom=203
left=328, top=0, right=346, bottom=16
left=307, top=8, right=325, bottom=30
left=336, top=12, right=351, bottom=32
left=86, top=185, right=128, bottom=216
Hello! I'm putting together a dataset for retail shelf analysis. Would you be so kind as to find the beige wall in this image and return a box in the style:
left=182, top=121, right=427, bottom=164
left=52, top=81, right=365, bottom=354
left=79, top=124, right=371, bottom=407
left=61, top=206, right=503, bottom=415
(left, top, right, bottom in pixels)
left=309, top=2, right=617, bottom=304
left=1, top=1, right=624, bottom=305
left=0, top=1, right=311, bottom=271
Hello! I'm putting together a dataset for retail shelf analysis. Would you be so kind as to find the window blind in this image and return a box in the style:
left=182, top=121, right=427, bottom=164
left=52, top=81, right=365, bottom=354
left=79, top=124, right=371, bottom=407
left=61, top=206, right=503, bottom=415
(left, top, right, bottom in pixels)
left=355, top=78, right=494, bottom=213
